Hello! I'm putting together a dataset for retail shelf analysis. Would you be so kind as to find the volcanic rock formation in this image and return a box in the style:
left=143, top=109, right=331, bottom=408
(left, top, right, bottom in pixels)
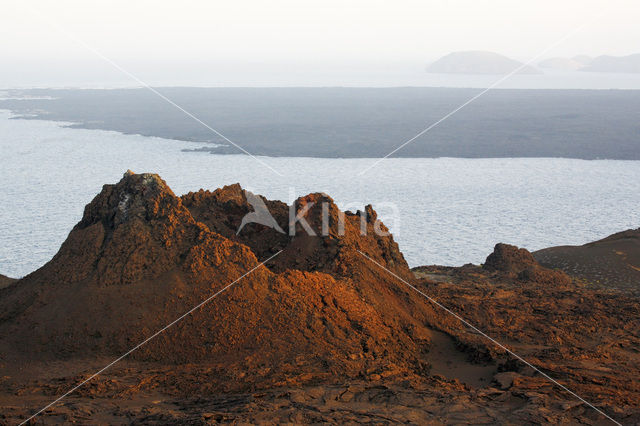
left=181, top=184, right=410, bottom=280
left=484, top=243, right=571, bottom=285
left=1, top=172, right=639, bottom=424
left=0, top=171, right=457, bottom=387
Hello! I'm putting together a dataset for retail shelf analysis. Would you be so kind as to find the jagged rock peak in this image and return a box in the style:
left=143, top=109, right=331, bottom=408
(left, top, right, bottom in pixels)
left=0, top=172, right=438, bottom=375
left=208, top=182, right=246, bottom=204
left=76, top=170, right=180, bottom=231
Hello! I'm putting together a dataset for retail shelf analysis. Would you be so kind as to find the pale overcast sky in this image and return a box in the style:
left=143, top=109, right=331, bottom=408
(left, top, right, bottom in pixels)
left=1, top=0, right=638, bottom=87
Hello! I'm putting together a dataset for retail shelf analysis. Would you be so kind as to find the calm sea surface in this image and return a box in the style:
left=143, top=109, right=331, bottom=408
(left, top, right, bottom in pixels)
left=1, top=110, right=639, bottom=277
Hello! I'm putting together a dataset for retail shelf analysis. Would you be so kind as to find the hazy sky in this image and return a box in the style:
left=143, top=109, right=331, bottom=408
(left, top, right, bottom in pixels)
left=1, top=0, right=638, bottom=87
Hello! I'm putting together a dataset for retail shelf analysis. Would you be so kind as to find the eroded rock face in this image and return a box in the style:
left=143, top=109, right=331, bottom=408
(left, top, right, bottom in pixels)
left=37, top=171, right=253, bottom=287
left=181, top=185, right=412, bottom=280
left=483, top=243, right=570, bottom=285
left=410, top=262, right=640, bottom=422
left=483, top=243, right=538, bottom=273
left=1, top=172, right=638, bottom=424
left=0, top=171, right=441, bottom=387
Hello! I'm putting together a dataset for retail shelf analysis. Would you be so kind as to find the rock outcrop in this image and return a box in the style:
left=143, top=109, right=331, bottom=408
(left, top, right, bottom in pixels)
left=484, top=243, right=570, bottom=285
left=0, top=173, right=638, bottom=424
left=410, top=261, right=640, bottom=423
left=484, top=243, right=538, bottom=273
left=181, top=185, right=412, bottom=280
left=0, top=171, right=448, bottom=387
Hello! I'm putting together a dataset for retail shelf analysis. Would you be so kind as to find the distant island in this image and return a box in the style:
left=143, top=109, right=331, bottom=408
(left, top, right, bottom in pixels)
left=582, top=53, right=640, bottom=73
left=427, top=51, right=640, bottom=75
left=2, top=87, right=640, bottom=160
left=538, top=56, right=592, bottom=71
left=426, top=51, right=541, bottom=75
left=539, top=53, right=640, bottom=74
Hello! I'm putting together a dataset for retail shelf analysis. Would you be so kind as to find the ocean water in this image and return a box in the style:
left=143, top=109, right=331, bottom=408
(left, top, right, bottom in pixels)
left=1, top=109, right=639, bottom=278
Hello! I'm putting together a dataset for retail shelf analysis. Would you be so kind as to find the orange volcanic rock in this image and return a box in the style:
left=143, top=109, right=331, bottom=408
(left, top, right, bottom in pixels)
left=0, top=171, right=445, bottom=386
left=412, top=261, right=640, bottom=423
left=181, top=185, right=411, bottom=280
left=0, top=172, right=639, bottom=424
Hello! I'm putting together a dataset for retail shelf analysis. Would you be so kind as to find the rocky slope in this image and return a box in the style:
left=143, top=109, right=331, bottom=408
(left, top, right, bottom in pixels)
left=413, top=244, right=640, bottom=424
left=534, top=228, right=640, bottom=290
left=0, top=173, right=638, bottom=424
left=0, top=274, right=15, bottom=290
left=0, top=171, right=456, bottom=387
left=180, top=184, right=410, bottom=280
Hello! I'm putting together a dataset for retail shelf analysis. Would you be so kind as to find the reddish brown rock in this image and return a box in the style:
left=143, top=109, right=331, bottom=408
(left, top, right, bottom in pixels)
left=517, top=265, right=571, bottom=285
left=493, top=371, right=519, bottom=389
left=181, top=185, right=411, bottom=280
left=484, top=243, right=571, bottom=285
left=0, top=172, right=636, bottom=425
left=0, top=171, right=442, bottom=385
left=484, top=243, right=538, bottom=273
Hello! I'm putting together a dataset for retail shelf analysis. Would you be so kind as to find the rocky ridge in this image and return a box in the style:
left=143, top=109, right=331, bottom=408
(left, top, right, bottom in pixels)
left=0, top=171, right=454, bottom=384
left=0, top=172, right=638, bottom=424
